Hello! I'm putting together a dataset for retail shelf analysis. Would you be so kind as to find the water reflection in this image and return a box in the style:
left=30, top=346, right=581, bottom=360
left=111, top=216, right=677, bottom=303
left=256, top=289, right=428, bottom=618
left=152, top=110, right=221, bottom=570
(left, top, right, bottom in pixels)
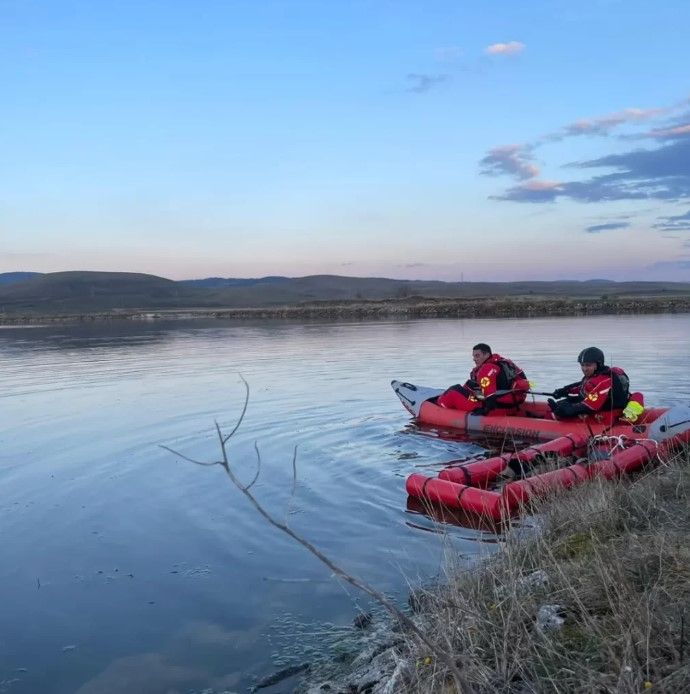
left=405, top=496, right=503, bottom=537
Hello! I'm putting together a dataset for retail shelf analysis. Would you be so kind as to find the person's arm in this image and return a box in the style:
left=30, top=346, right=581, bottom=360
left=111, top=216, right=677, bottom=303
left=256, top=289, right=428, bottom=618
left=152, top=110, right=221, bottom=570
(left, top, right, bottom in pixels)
left=581, top=374, right=612, bottom=412
left=552, top=381, right=582, bottom=399
left=464, top=366, right=480, bottom=392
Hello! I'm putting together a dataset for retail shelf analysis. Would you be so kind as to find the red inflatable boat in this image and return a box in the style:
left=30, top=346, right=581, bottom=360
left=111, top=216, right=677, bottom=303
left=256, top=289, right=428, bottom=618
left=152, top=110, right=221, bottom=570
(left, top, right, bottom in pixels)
left=405, top=435, right=673, bottom=520
left=394, top=380, right=690, bottom=520
left=392, top=380, right=679, bottom=442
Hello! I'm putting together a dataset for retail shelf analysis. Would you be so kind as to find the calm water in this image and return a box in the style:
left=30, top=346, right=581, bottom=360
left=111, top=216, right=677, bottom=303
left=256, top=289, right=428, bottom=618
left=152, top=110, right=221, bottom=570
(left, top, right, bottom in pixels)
left=1, top=314, right=689, bottom=693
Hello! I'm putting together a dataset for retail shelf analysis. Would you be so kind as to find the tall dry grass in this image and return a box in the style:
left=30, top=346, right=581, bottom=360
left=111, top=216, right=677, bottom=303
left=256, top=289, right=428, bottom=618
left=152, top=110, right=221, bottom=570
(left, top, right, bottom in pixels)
left=403, top=444, right=690, bottom=693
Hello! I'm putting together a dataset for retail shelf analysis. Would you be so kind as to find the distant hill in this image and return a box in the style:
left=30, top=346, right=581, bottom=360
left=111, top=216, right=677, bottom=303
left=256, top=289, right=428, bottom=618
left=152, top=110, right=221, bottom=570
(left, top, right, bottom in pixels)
left=179, top=276, right=290, bottom=288
left=0, top=272, right=43, bottom=286
left=0, top=271, right=207, bottom=313
left=1, top=271, right=689, bottom=315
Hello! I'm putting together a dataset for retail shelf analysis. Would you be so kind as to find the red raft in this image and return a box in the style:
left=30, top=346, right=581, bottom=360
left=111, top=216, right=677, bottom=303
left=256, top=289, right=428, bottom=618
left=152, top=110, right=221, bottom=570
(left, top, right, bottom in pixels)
left=392, top=380, right=669, bottom=442
left=394, top=380, right=690, bottom=520
left=406, top=435, right=689, bottom=521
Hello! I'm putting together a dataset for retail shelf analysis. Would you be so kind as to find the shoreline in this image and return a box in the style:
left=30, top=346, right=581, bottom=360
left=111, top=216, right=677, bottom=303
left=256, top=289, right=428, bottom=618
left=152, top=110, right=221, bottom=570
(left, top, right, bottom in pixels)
left=2, top=295, right=689, bottom=325
left=299, top=443, right=690, bottom=693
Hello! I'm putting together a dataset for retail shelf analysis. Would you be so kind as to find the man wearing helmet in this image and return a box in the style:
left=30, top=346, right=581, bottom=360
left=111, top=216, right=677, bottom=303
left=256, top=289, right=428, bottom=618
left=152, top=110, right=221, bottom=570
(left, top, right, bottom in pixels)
left=548, top=347, right=643, bottom=423
left=437, top=343, right=530, bottom=415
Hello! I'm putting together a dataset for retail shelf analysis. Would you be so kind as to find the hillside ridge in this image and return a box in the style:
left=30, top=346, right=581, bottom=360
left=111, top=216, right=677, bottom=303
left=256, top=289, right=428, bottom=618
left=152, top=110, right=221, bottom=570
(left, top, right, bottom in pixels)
left=1, top=270, right=689, bottom=316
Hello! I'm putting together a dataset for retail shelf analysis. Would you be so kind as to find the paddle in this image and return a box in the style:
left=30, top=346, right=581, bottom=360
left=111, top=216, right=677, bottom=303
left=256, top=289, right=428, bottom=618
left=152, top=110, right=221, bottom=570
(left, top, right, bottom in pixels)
left=475, top=388, right=555, bottom=400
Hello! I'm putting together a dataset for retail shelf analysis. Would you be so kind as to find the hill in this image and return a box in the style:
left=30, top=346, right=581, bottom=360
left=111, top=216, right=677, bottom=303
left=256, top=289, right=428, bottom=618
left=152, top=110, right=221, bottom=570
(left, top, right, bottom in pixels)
left=178, top=276, right=290, bottom=288
left=0, top=272, right=43, bottom=286
left=0, top=271, right=207, bottom=313
left=1, top=271, right=689, bottom=316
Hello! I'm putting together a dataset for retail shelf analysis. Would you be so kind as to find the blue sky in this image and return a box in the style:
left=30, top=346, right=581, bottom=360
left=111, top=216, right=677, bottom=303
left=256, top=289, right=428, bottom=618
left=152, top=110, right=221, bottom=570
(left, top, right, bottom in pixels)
left=1, top=0, right=689, bottom=281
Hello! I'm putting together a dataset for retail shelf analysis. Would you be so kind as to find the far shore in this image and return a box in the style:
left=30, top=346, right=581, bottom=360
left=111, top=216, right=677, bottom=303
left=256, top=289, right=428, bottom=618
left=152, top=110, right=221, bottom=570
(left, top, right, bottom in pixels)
left=1, top=295, right=689, bottom=325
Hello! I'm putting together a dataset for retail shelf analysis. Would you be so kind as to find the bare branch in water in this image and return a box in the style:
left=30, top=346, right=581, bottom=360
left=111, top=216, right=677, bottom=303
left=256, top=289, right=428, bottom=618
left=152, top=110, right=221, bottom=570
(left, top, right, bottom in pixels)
left=245, top=441, right=261, bottom=490
left=159, top=444, right=221, bottom=467
left=285, top=444, right=299, bottom=524
left=165, top=379, right=470, bottom=692
left=222, top=374, right=249, bottom=444
left=290, top=445, right=298, bottom=498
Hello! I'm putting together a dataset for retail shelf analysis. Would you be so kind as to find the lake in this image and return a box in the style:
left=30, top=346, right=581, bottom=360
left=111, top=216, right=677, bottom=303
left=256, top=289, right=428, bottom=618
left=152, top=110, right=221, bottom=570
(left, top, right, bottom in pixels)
left=1, top=314, right=688, bottom=693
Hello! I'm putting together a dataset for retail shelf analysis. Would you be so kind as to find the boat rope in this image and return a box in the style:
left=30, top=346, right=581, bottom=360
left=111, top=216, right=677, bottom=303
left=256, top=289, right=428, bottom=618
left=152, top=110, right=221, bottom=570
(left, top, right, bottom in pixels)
left=588, top=434, right=662, bottom=464
left=589, top=434, right=630, bottom=453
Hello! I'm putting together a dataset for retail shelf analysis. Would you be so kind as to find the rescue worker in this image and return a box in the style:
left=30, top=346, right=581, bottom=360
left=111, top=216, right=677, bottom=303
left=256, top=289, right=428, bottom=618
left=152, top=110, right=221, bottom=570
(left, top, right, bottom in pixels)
left=548, top=347, right=644, bottom=424
left=437, top=343, right=530, bottom=415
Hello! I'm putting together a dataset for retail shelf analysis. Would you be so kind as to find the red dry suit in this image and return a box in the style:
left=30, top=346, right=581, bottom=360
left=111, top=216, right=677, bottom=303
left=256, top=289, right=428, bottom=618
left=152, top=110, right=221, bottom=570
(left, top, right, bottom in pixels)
left=437, top=354, right=530, bottom=415
left=554, top=366, right=640, bottom=424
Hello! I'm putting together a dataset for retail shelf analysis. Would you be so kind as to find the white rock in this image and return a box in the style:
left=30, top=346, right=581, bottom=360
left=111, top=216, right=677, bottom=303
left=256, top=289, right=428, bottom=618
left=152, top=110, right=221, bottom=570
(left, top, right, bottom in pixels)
left=536, top=604, right=565, bottom=633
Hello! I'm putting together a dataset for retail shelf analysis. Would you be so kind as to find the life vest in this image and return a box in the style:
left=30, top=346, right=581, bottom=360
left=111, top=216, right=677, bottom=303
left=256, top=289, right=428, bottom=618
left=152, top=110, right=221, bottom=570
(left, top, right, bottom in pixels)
left=579, top=365, right=630, bottom=411
left=472, top=354, right=526, bottom=389
left=608, top=366, right=630, bottom=408
left=494, top=356, right=528, bottom=391
left=471, top=354, right=529, bottom=409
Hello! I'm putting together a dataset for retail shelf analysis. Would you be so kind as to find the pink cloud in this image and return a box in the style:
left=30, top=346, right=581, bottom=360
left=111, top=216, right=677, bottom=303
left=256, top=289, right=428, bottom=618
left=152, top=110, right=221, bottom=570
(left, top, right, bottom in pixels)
left=522, top=180, right=562, bottom=191
left=480, top=144, right=539, bottom=179
left=646, top=123, right=690, bottom=139
left=485, top=41, right=525, bottom=56
left=563, top=107, right=668, bottom=136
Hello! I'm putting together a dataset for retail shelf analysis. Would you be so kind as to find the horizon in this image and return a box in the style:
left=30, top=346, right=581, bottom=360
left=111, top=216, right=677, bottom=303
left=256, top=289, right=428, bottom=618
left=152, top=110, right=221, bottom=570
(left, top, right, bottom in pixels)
left=2, top=268, right=689, bottom=286
left=2, top=1, right=689, bottom=282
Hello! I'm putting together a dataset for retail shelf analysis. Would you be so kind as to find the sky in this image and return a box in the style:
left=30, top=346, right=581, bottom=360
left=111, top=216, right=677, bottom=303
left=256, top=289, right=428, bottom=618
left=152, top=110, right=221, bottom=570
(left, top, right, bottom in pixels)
left=1, top=0, right=689, bottom=282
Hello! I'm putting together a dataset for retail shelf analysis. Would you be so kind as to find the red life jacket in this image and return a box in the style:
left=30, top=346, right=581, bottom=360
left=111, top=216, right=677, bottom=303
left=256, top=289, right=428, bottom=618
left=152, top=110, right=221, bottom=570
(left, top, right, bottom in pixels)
left=579, top=365, right=630, bottom=412
left=471, top=354, right=529, bottom=407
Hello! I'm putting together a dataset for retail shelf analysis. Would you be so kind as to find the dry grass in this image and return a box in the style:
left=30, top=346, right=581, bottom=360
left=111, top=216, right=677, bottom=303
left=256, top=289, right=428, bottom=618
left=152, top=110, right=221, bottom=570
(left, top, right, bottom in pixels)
left=402, top=444, right=690, bottom=693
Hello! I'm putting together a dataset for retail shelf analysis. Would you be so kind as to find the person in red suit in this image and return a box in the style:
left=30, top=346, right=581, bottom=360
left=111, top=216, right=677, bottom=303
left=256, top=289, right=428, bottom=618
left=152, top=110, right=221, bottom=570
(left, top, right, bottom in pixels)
left=548, top=347, right=643, bottom=424
left=437, top=343, right=530, bottom=415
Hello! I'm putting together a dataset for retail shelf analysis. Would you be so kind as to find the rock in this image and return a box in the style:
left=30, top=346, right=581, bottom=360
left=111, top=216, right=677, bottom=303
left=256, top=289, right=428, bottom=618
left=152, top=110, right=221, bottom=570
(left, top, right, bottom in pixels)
left=517, top=570, right=549, bottom=592
left=251, top=662, right=310, bottom=692
left=345, top=648, right=398, bottom=692
left=536, top=604, right=566, bottom=633
left=304, top=641, right=410, bottom=694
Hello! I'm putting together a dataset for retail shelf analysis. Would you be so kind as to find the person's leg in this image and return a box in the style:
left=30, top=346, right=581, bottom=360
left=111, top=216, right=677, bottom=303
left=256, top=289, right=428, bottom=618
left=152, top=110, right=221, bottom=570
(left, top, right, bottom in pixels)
left=437, top=384, right=481, bottom=411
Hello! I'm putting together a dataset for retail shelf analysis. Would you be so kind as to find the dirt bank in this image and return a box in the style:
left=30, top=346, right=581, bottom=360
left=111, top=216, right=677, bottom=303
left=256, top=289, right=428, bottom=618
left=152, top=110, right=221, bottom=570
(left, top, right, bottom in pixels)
left=2, top=295, right=689, bottom=325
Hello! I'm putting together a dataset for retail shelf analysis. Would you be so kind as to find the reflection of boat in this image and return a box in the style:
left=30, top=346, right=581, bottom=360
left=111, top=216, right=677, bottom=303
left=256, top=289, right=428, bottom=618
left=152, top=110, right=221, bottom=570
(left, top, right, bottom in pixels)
left=392, top=380, right=687, bottom=443
left=395, top=380, right=690, bottom=520
left=405, top=495, right=502, bottom=534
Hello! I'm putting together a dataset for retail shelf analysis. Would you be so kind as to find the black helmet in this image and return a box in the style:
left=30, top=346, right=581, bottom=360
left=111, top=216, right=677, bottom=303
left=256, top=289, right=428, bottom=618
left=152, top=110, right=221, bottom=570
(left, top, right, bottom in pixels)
left=577, top=347, right=604, bottom=365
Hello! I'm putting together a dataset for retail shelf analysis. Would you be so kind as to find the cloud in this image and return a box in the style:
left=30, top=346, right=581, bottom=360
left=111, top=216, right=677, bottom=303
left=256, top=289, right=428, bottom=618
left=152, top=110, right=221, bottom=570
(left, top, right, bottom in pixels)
left=481, top=103, right=685, bottom=191
left=585, top=222, right=631, bottom=233
left=405, top=73, right=448, bottom=94
left=560, top=107, right=668, bottom=137
left=483, top=99, right=689, bottom=180
left=653, top=208, right=690, bottom=231
left=482, top=92, right=690, bottom=239
left=492, top=179, right=563, bottom=202
left=574, top=137, right=690, bottom=181
left=479, top=145, right=539, bottom=180
left=586, top=212, right=638, bottom=221
left=645, top=123, right=690, bottom=140
left=485, top=41, right=525, bottom=56
left=496, top=138, right=690, bottom=203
